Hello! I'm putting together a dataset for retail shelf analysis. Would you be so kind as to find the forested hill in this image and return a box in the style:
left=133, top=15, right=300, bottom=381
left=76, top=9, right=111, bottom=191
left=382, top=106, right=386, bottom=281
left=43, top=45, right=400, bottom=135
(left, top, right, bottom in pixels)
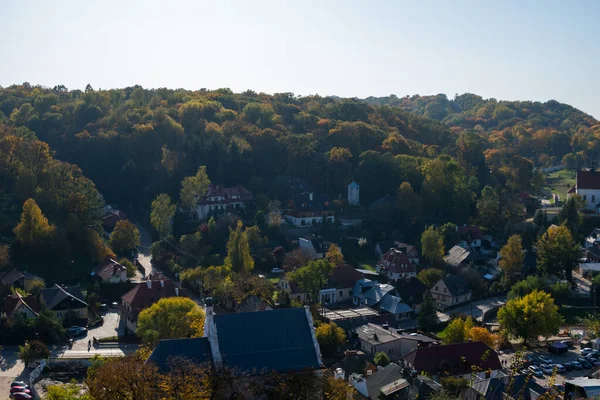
left=1, top=84, right=599, bottom=222
left=364, top=93, right=600, bottom=168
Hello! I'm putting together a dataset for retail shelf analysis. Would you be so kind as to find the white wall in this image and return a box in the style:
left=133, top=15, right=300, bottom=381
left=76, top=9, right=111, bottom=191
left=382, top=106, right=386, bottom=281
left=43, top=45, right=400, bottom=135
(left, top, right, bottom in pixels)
left=577, top=188, right=600, bottom=211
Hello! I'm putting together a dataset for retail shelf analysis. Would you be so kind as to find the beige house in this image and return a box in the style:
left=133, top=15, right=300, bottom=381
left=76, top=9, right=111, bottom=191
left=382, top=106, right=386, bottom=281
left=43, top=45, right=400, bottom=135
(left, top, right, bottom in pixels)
left=40, top=284, right=89, bottom=325
left=277, top=278, right=307, bottom=303
left=430, top=276, right=471, bottom=309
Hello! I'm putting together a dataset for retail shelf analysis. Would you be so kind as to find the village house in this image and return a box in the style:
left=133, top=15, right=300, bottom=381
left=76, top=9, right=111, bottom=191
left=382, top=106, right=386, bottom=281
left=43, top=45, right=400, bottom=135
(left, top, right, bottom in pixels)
left=0, top=268, right=24, bottom=289
left=298, top=236, right=340, bottom=259
left=277, top=277, right=307, bottom=303
left=284, top=210, right=335, bottom=228
left=40, top=284, right=88, bottom=325
left=586, top=228, right=600, bottom=249
left=3, top=292, right=40, bottom=318
left=102, top=206, right=127, bottom=233
left=234, top=295, right=273, bottom=313
left=568, top=168, right=600, bottom=212
left=375, top=241, right=420, bottom=265
left=402, top=341, right=502, bottom=380
left=444, top=245, right=488, bottom=270
left=194, top=185, right=254, bottom=221
left=458, top=225, right=484, bottom=249
left=147, top=302, right=323, bottom=374
left=376, top=248, right=416, bottom=281
left=430, top=275, right=472, bottom=309
left=395, top=277, right=427, bottom=313
left=91, top=259, right=128, bottom=283
left=349, top=363, right=408, bottom=399
left=318, top=264, right=365, bottom=304
left=121, top=274, right=182, bottom=334
left=378, top=294, right=414, bottom=321
left=354, top=323, right=438, bottom=361
left=462, top=372, right=545, bottom=400
left=351, top=279, right=396, bottom=307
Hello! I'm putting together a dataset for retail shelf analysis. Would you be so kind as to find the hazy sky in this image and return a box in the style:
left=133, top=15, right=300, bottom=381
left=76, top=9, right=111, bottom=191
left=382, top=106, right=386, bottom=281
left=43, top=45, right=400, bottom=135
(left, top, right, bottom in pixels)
left=1, top=0, right=599, bottom=117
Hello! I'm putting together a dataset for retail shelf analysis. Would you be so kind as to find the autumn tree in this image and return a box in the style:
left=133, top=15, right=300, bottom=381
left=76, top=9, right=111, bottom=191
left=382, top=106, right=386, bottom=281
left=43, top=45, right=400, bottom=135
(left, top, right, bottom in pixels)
left=151, top=193, right=176, bottom=238
left=289, top=259, right=333, bottom=303
left=326, top=244, right=344, bottom=265
left=469, top=327, right=499, bottom=349
left=536, top=224, right=579, bottom=281
left=498, top=290, right=563, bottom=344
left=477, top=186, right=501, bottom=231
left=418, top=292, right=438, bottom=331
left=498, top=234, right=524, bottom=281
left=18, top=340, right=50, bottom=366
left=316, top=322, right=347, bottom=357
left=417, top=268, right=445, bottom=288
left=136, top=297, right=205, bottom=346
left=180, top=165, right=211, bottom=209
left=396, top=181, right=422, bottom=230
left=109, top=220, right=140, bottom=254
left=14, top=198, right=54, bottom=246
left=439, top=317, right=474, bottom=344
left=421, top=225, right=444, bottom=265
left=46, top=380, right=91, bottom=400
left=224, top=220, right=254, bottom=273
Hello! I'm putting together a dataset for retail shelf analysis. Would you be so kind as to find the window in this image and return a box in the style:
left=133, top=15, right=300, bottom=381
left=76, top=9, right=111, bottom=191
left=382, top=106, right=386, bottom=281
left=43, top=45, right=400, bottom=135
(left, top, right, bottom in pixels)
left=339, top=291, right=343, bottom=298
left=584, top=195, right=587, bottom=201
left=594, top=195, right=596, bottom=203
left=56, top=312, right=63, bottom=318
left=443, top=287, right=447, bottom=293
left=435, top=286, right=439, bottom=291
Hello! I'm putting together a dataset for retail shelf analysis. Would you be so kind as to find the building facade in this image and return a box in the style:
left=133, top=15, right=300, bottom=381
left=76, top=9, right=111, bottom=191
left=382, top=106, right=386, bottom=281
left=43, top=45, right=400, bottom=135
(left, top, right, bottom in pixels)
left=195, top=185, right=254, bottom=221
left=348, top=181, right=360, bottom=206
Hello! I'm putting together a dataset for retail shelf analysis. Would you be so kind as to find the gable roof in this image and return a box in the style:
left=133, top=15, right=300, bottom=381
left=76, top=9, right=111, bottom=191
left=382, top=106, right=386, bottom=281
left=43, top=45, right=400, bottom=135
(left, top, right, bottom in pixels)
left=365, top=363, right=405, bottom=398
left=234, top=295, right=273, bottom=313
left=102, top=210, right=127, bottom=230
left=0, top=268, right=24, bottom=286
left=200, top=185, right=254, bottom=204
left=146, top=337, right=212, bottom=373
left=352, top=279, right=396, bottom=306
left=327, top=264, right=364, bottom=290
left=3, top=293, right=40, bottom=317
left=464, top=374, right=546, bottom=400
left=92, top=259, right=127, bottom=281
left=369, top=194, right=395, bottom=209
left=348, top=181, right=359, bottom=189
left=395, top=277, right=426, bottom=306
left=444, top=245, right=471, bottom=267
left=121, top=278, right=182, bottom=320
left=395, top=242, right=419, bottom=257
left=378, top=294, right=413, bottom=315
left=378, top=248, right=415, bottom=274
left=403, top=341, right=501, bottom=376
left=458, top=225, right=483, bottom=240
left=436, top=275, right=470, bottom=296
left=577, top=169, right=600, bottom=190
left=41, top=284, right=88, bottom=310
left=213, top=307, right=321, bottom=373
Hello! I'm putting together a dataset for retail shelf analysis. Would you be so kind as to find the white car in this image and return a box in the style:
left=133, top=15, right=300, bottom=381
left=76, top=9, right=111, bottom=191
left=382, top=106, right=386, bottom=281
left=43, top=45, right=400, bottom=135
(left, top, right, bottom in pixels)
left=538, top=355, right=553, bottom=364
left=581, top=347, right=593, bottom=355
left=528, top=365, right=543, bottom=377
left=540, top=364, right=554, bottom=375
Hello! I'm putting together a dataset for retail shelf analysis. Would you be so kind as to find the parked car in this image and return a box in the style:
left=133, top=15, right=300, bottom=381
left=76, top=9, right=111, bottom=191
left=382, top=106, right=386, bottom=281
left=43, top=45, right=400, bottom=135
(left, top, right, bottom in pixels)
left=570, top=361, right=583, bottom=370
left=271, top=268, right=284, bottom=274
left=581, top=347, right=593, bottom=355
left=578, top=358, right=593, bottom=369
left=540, top=364, right=554, bottom=375
left=521, top=368, right=530, bottom=375
left=10, top=387, right=31, bottom=395
left=10, top=382, right=27, bottom=388
left=564, top=362, right=574, bottom=371
left=528, top=365, right=543, bottom=377
left=100, top=303, right=108, bottom=311
left=554, top=364, right=566, bottom=373
left=11, top=393, right=33, bottom=400
left=588, top=358, right=600, bottom=366
left=586, top=350, right=600, bottom=358
left=68, top=326, right=87, bottom=336
left=539, top=355, right=553, bottom=363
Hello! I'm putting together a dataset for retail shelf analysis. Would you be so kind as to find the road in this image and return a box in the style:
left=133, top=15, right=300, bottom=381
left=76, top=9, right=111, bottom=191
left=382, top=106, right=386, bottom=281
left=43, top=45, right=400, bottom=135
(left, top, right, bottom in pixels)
left=0, top=347, right=27, bottom=398
left=437, top=296, right=507, bottom=323
left=572, top=271, right=591, bottom=298
left=134, top=221, right=155, bottom=278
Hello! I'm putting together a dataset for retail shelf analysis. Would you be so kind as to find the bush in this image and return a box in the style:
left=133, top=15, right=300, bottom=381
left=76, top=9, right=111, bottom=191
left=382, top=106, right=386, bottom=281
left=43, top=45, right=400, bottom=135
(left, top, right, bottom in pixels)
left=374, top=351, right=391, bottom=366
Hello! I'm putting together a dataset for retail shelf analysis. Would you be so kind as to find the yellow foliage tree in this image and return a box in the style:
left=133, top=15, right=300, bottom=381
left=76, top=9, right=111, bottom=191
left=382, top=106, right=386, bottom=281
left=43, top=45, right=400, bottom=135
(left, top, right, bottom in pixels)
left=326, top=244, right=344, bottom=265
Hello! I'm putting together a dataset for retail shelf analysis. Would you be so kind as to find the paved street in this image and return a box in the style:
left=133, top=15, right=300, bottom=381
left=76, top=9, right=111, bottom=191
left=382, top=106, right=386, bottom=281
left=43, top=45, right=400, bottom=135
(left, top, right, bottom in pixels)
left=70, top=311, right=124, bottom=351
left=437, top=296, right=507, bottom=322
left=572, top=271, right=591, bottom=298
left=0, top=347, right=27, bottom=398
left=134, top=221, right=155, bottom=278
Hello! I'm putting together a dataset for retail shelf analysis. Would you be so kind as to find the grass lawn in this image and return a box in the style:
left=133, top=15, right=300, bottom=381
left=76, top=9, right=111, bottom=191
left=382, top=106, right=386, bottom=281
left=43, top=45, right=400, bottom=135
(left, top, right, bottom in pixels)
left=269, top=277, right=280, bottom=284
left=358, top=263, right=376, bottom=272
left=543, top=169, right=576, bottom=201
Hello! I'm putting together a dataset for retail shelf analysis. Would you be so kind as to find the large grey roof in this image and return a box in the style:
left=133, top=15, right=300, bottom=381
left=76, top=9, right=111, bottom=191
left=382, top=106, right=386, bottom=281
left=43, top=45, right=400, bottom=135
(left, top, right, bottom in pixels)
left=41, top=284, right=87, bottom=310
left=146, top=338, right=212, bottom=373
left=378, top=295, right=413, bottom=315
left=444, top=245, right=471, bottom=267
left=440, top=275, right=471, bottom=296
left=366, top=363, right=404, bottom=398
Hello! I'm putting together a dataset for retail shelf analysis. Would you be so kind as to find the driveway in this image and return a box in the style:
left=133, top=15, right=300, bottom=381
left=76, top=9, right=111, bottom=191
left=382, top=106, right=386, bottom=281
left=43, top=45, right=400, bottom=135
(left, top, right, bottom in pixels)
left=572, top=271, right=591, bottom=298
left=437, top=296, right=507, bottom=322
left=134, top=221, right=154, bottom=278
left=0, top=346, right=28, bottom=397
left=71, top=311, right=124, bottom=351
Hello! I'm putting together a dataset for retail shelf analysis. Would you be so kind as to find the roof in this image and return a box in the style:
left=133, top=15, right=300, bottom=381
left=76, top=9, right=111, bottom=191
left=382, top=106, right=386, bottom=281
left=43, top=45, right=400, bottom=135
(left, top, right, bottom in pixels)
left=213, top=307, right=321, bottom=373
left=458, top=225, right=483, bottom=240
left=354, top=268, right=379, bottom=277
left=356, top=323, right=438, bottom=346
left=352, top=280, right=395, bottom=306
left=579, top=263, right=600, bottom=272
left=3, top=293, right=40, bottom=317
left=403, top=341, right=501, bottom=376
left=378, top=294, right=413, bottom=315
left=41, top=284, right=88, bottom=310
left=378, top=248, right=415, bottom=274
left=365, top=363, right=404, bottom=398
left=465, top=374, right=545, bottom=400
left=444, top=245, right=471, bottom=267
left=234, top=295, right=273, bottom=313
left=436, top=275, right=471, bottom=296
left=369, top=194, right=395, bottom=209
left=199, top=185, right=254, bottom=204
left=326, top=264, right=364, bottom=290
left=568, top=186, right=576, bottom=194
left=121, top=278, right=182, bottom=320
left=92, top=259, right=126, bottom=281
left=102, top=210, right=127, bottom=230
left=577, top=169, right=600, bottom=190
left=146, top=338, right=212, bottom=373
left=0, top=268, right=24, bottom=285
left=395, top=242, right=419, bottom=257
left=293, top=191, right=330, bottom=211
left=376, top=240, right=394, bottom=254
left=395, top=277, right=426, bottom=306
left=348, top=181, right=359, bottom=189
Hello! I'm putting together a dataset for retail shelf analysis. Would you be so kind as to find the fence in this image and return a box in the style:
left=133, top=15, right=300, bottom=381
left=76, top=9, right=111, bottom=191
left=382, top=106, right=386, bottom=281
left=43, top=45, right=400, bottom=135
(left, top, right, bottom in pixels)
left=28, top=359, right=46, bottom=399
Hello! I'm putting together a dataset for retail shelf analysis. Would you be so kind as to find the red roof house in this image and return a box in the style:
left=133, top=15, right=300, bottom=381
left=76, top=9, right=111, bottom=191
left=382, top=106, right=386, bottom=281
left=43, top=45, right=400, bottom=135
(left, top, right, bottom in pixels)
left=376, top=249, right=416, bottom=281
left=3, top=292, right=40, bottom=318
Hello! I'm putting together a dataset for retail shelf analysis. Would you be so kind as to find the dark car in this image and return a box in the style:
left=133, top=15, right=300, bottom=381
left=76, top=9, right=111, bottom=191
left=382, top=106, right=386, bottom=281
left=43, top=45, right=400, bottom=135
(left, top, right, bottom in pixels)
left=11, top=393, right=33, bottom=400
left=10, top=381, right=27, bottom=388
left=578, top=358, right=593, bottom=369
left=68, top=326, right=87, bottom=337
left=564, top=362, right=574, bottom=371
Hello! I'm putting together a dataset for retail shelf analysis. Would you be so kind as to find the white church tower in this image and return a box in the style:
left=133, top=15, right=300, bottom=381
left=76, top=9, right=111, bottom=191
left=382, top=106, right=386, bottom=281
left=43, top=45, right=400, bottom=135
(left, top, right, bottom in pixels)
left=348, top=181, right=360, bottom=205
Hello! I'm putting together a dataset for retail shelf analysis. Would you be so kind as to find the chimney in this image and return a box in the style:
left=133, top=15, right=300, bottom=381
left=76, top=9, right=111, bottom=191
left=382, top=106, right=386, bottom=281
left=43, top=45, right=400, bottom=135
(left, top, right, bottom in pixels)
left=160, top=280, right=164, bottom=288
left=334, top=367, right=345, bottom=380
left=146, top=280, right=152, bottom=289
left=175, top=287, right=179, bottom=296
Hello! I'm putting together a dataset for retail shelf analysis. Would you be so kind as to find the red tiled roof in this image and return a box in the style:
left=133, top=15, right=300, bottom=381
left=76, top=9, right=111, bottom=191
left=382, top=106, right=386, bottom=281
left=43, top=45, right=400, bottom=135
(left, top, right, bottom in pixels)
left=93, top=259, right=126, bottom=281
left=568, top=186, right=577, bottom=194
left=327, top=264, right=364, bottom=289
left=3, top=293, right=40, bottom=317
left=121, top=278, right=185, bottom=320
left=198, top=185, right=254, bottom=205
left=458, top=225, right=483, bottom=241
left=403, top=341, right=501, bottom=376
left=577, top=170, right=600, bottom=190
left=102, top=210, right=127, bottom=230
left=377, top=249, right=415, bottom=274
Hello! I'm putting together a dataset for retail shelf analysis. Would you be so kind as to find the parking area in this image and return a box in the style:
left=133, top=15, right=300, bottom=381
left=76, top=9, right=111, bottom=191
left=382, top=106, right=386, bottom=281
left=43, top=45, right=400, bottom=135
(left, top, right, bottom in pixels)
left=71, top=310, right=124, bottom=351
left=499, top=346, right=599, bottom=388
left=0, top=347, right=28, bottom=398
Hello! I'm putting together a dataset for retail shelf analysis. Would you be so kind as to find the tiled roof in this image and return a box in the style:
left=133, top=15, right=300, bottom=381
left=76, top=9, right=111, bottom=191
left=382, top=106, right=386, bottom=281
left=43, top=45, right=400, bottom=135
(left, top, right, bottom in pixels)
left=378, top=294, right=413, bottom=315
left=121, top=278, right=182, bottom=320
left=199, top=185, right=254, bottom=204
left=146, top=338, right=212, bottom=373
left=92, top=259, right=126, bottom=281
left=234, top=295, right=273, bottom=313
left=577, top=169, right=600, bottom=190
left=458, top=225, right=483, bottom=240
left=444, top=245, right=471, bottom=267
left=403, top=341, right=501, bottom=376
left=3, top=293, right=40, bottom=317
left=102, top=210, right=127, bottom=230
left=378, top=248, right=415, bottom=274
left=0, top=268, right=24, bottom=285
left=438, top=275, right=470, bottom=296
left=41, top=284, right=87, bottom=310
left=327, top=264, right=364, bottom=290
left=395, top=278, right=426, bottom=306
left=365, top=363, right=404, bottom=398
left=213, top=307, right=321, bottom=373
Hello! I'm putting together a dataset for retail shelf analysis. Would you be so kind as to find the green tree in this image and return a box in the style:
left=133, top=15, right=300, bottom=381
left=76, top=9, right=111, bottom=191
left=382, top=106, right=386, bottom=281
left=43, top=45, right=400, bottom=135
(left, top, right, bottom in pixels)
left=558, top=195, right=582, bottom=236
left=498, top=234, right=524, bottom=280
left=533, top=209, right=548, bottom=229
left=421, top=225, right=444, bottom=265
left=477, top=186, right=501, bottom=231
left=418, top=292, right=438, bottom=332
left=439, top=222, right=459, bottom=249
left=508, top=275, right=547, bottom=300
left=119, top=259, right=136, bottom=278
left=498, top=290, right=563, bottom=344
left=109, top=220, right=140, bottom=254
left=14, top=198, right=54, bottom=246
left=224, top=220, right=254, bottom=273
left=46, top=379, right=92, bottom=400
left=374, top=351, right=391, bottom=367
left=180, top=165, right=211, bottom=210
left=315, top=322, right=347, bottom=357
left=150, top=193, right=176, bottom=238
left=136, top=297, right=205, bottom=346
left=439, top=317, right=474, bottom=344
left=536, top=224, right=579, bottom=281
left=416, top=268, right=445, bottom=288
left=18, top=340, right=50, bottom=366
left=0, top=244, right=8, bottom=268
left=288, top=259, right=333, bottom=303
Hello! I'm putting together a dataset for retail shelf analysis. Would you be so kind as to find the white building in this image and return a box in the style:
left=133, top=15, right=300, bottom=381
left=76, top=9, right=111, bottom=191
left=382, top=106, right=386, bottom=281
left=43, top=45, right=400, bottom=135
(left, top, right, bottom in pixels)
left=348, top=181, right=360, bottom=206
left=568, top=169, right=600, bottom=212
left=284, top=211, right=335, bottom=228
left=195, top=185, right=254, bottom=221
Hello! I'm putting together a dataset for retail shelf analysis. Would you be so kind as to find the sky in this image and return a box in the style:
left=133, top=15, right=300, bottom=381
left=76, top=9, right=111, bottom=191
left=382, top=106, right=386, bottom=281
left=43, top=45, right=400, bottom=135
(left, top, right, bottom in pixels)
left=1, top=0, right=599, bottom=117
